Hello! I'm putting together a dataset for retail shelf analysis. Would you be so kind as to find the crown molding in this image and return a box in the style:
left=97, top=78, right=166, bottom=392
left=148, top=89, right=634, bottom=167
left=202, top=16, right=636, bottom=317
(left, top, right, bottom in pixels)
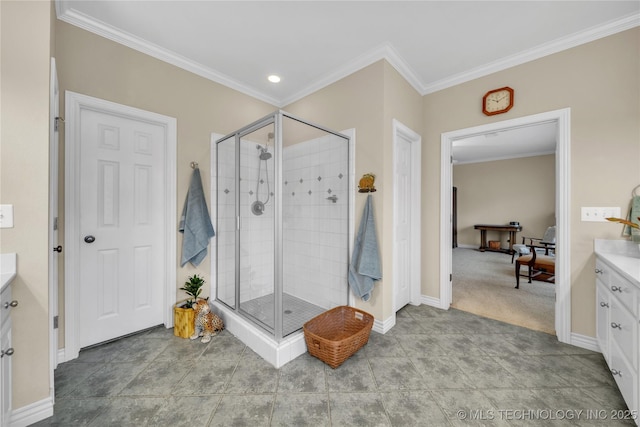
left=280, top=42, right=424, bottom=107
left=423, top=12, right=640, bottom=94
left=56, top=4, right=281, bottom=106
left=56, top=2, right=639, bottom=105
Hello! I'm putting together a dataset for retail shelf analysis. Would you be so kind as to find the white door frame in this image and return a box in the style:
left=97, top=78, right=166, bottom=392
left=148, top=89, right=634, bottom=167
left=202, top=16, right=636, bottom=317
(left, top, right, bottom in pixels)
left=440, top=108, right=571, bottom=343
left=48, top=57, right=59, bottom=397
left=392, top=119, right=421, bottom=311
left=64, top=91, right=177, bottom=361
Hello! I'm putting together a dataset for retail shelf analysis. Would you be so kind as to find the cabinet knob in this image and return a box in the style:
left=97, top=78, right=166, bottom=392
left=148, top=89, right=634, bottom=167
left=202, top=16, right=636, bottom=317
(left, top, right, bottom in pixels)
left=595, top=268, right=603, bottom=274
left=600, top=302, right=609, bottom=308
left=0, top=348, right=14, bottom=358
left=611, top=286, right=622, bottom=293
left=3, top=300, right=18, bottom=309
left=611, top=322, right=622, bottom=330
left=611, top=369, right=622, bottom=377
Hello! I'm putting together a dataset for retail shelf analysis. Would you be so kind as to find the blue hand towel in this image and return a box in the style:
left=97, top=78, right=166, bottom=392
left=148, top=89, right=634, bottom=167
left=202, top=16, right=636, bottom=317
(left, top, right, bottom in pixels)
left=179, top=168, right=216, bottom=267
left=348, top=194, right=382, bottom=301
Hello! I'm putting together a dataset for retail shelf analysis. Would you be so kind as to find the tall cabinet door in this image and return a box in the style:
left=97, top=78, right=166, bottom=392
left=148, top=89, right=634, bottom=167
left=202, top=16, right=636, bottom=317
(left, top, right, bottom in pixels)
left=0, top=321, right=11, bottom=426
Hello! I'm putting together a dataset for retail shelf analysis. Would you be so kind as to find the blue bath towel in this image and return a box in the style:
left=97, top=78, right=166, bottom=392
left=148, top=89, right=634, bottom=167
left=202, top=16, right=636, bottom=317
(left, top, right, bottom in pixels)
left=179, top=168, right=216, bottom=267
left=348, top=194, right=382, bottom=301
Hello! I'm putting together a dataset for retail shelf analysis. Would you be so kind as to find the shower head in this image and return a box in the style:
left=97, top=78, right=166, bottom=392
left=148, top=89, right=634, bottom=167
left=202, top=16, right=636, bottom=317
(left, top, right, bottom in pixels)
left=259, top=150, right=272, bottom=160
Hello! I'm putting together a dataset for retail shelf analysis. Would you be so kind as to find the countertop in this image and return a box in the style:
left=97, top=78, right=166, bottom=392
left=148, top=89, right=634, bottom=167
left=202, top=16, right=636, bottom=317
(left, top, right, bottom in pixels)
left=0, top=252, right=16, bottom=293
left=594, top=239, right=640, bottom=286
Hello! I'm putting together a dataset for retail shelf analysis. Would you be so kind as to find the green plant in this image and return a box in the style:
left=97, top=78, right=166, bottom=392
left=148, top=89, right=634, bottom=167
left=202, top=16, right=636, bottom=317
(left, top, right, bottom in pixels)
left=179, top=274, right=205, bottom=308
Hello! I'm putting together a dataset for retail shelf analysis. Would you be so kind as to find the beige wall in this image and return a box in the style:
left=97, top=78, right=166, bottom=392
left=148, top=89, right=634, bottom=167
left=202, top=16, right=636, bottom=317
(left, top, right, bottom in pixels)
left=423, top=28, right=640, bottom=337
left=0, top=0, right=53, bottom=409
left=285, top=60, right=423, bottom=321
left=54, top=21, right=275, bottom=344
left=454, top=154, right=556, bottom=247
left=4, top=3, right=638, bottom=417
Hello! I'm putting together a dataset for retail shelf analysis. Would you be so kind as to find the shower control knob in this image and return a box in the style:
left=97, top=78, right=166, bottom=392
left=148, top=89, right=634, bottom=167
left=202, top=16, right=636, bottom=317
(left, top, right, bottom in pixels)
left=84, top=235, right=96, bottom=244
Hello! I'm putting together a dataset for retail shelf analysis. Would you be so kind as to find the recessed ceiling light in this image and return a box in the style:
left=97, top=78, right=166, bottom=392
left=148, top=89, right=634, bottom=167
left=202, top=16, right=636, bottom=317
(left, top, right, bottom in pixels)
left=268, top=75, right=281, bottom=83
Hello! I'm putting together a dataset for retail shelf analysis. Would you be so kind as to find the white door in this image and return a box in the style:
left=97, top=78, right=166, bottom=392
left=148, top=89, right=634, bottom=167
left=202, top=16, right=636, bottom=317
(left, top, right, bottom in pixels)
left=394, top=135, right=412, bottom=311
left=78, top=108, right=166, bottom=347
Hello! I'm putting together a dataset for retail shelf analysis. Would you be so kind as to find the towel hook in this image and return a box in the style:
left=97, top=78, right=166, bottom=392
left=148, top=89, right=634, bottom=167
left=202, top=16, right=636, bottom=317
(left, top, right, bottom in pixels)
left=190, top=162, right=199, bottom=169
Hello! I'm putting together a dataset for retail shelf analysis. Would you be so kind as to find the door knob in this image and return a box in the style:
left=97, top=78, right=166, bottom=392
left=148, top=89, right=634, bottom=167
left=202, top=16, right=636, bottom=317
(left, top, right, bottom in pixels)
left=84, top=235, right=96, bottom=243
left=53, top=245, right=62, bottom=253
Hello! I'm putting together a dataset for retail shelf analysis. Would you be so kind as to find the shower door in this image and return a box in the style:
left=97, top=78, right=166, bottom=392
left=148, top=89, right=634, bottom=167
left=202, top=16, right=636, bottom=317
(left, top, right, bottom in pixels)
left=238, top=122, right=276, bottom=331
left=215, top=134, right=237, bottom=309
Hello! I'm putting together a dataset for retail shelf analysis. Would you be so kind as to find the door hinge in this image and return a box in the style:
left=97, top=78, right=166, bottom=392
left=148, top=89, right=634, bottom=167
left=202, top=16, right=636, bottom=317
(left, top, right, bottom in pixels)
left=53, top=217, right=58, bottom=231
left=53, top=315, right=59, bottom=329
left=54, top=116, right=64, bottom=132
left=450, top=273, right=452, bottom=281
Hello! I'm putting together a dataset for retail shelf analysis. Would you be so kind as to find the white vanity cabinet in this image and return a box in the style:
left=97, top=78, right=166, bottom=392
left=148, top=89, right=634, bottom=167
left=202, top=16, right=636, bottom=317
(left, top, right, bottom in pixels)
left=595, top=241, right=640, bottom=423
left=0, top=281, right=16, bottom=427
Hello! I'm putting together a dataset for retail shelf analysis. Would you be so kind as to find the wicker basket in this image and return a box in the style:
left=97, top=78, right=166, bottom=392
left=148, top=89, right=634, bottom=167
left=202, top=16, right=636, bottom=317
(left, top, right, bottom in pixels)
left=303, top=306, right=373, bottom=368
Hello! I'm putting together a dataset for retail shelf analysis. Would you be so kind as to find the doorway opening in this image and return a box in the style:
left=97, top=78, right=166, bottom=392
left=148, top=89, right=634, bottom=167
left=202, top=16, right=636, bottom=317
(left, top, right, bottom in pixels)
left=440, top=109, right=571, bottom=343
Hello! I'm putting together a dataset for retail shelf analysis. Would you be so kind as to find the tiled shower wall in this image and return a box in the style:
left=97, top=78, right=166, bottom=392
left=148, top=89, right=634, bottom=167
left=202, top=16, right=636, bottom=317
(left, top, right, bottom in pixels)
left=214, top=134, right=349, bottom=311
left=282, top=134, right=349, bottom=309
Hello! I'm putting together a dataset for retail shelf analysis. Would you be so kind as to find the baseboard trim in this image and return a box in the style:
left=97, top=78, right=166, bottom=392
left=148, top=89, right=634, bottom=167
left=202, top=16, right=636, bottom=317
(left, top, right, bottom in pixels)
left=421, top=295, right=446, bottom=309
left=570, top=332, right=600, bottom=353
left=373, top=314, right=396, bottom=334
left=10, top=395, right=54, bottom=427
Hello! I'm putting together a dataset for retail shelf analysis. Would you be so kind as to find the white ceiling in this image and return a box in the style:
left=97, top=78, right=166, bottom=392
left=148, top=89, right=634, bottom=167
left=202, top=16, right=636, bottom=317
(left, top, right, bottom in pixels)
left=57, top=1, right=639, bottom=107
left=55, top=1, right=638, bottom=162
left=452, top=121, right=557, bottom=164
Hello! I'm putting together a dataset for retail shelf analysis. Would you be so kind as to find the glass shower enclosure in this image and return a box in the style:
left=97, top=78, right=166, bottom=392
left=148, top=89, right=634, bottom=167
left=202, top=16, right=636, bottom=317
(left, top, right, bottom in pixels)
left=215, top=111, right=350, bottom=341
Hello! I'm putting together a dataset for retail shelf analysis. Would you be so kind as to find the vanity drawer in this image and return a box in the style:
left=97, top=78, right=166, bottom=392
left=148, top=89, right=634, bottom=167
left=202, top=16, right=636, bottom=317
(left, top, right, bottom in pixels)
left=610, top=341, right=639, bottom=415
left=0, top=286, right=15, bottom=327
left=610, top=297, right=637, bottom=368
left=595, top=259, right=610, bottom=286
left=609, top=271, right=638, bottom=316
left=610, top=270, right=637, bottom=316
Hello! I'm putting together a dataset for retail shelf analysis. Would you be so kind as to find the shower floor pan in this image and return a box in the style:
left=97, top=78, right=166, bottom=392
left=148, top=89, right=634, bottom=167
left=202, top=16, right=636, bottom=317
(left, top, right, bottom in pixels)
left=241, top=293, right=326, bottom=336
left=213, top=293, right=327, bottom=368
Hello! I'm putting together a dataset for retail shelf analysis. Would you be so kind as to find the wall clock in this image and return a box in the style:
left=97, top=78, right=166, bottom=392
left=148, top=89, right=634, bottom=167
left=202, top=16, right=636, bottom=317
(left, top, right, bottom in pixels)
left=482, top=87, right=514, bottom=116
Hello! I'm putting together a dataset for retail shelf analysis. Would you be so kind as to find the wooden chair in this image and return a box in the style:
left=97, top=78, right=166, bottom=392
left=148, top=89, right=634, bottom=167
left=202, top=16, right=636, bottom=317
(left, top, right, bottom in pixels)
left=515, top=245, right=555, bottom=289
left=511, top=226, right=556, bottom=263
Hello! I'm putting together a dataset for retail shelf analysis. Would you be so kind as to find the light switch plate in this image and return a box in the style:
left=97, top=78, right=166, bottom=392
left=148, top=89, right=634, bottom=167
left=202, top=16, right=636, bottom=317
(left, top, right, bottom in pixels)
left=581, top=206, right=621, bottom=222
left=0, top=204, right=14, bottom=228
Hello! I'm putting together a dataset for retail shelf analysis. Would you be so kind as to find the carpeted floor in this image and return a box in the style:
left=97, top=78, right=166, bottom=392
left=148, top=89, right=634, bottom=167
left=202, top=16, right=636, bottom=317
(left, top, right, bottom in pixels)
left=452, top=247, right=556, bottom=335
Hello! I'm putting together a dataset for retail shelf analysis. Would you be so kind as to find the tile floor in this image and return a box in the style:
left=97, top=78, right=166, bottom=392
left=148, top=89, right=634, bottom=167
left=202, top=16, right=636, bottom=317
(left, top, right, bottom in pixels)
left=34, top=305, right=634, bottom=426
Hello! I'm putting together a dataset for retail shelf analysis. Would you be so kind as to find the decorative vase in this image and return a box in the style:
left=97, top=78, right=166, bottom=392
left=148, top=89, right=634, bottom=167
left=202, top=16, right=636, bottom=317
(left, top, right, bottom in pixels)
left=173, top=301, right=195, bottom=338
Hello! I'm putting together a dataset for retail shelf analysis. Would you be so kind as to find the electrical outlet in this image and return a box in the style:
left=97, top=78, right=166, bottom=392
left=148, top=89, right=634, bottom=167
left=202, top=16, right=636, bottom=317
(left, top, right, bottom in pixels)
left=581, top=207, right=621, bottom=222
left=0, top=204, right=14, bottom=228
